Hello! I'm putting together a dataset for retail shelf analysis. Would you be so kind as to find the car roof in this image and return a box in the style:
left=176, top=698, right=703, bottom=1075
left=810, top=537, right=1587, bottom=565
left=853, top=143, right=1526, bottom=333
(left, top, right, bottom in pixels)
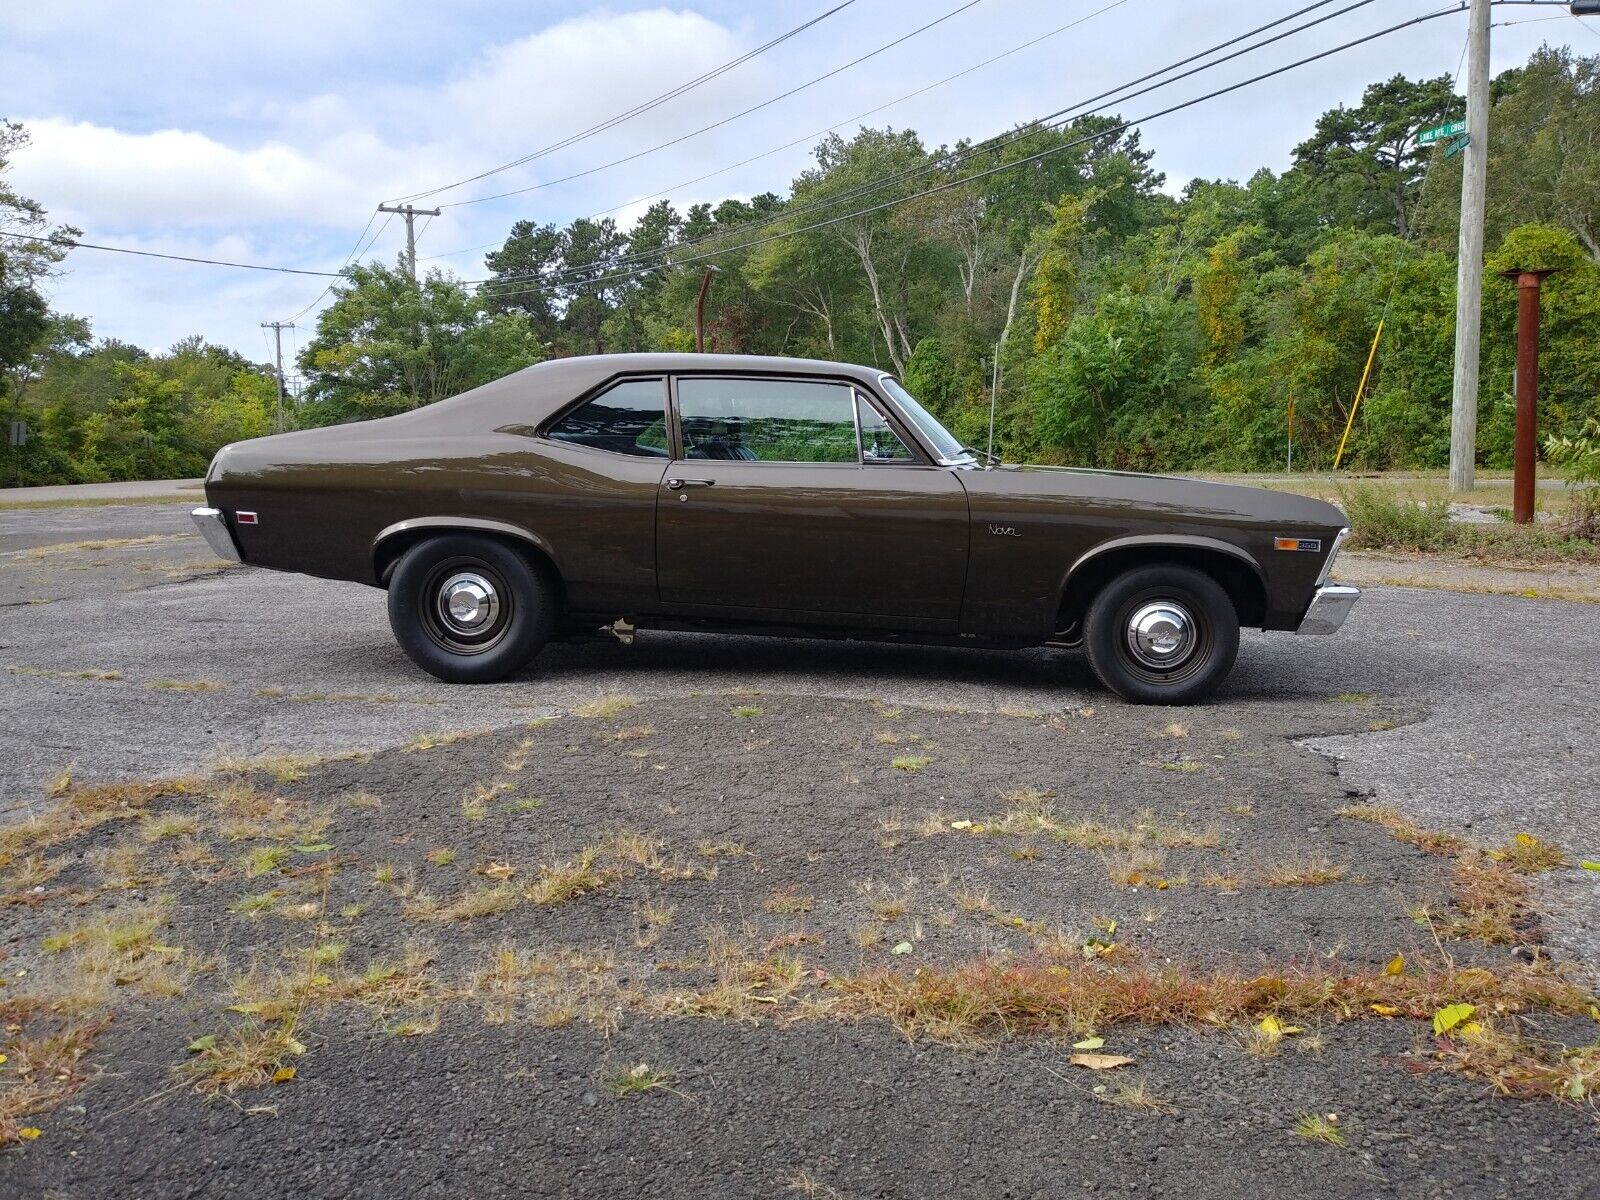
left=418, top=352, right=892, bottom=431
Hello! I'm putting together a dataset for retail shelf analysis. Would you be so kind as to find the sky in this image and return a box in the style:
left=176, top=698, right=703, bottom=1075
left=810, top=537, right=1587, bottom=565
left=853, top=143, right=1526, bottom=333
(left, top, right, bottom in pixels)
left=4, top=0, right=1597, bottom=371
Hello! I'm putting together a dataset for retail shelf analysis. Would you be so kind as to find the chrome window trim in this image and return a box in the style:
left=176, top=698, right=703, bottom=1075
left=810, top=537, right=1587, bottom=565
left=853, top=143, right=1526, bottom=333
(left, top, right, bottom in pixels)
left=876, top=373, right=974, bottom=467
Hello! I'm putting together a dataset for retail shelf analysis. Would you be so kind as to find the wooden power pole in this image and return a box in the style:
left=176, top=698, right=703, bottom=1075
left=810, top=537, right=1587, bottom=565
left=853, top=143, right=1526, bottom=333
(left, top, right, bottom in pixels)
left=377, top=203, right=441, bottom=281
left=260, top=321, right=293, bottom=432
left=1448, top=0, right=1491, bottom=493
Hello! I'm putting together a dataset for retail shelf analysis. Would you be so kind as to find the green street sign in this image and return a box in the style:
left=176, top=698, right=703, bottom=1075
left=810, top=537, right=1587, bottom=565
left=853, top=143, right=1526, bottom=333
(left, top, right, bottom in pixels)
left=1443, top=133, right=1470, bottom=159
left=1418, top=119, right=1467, bottom=146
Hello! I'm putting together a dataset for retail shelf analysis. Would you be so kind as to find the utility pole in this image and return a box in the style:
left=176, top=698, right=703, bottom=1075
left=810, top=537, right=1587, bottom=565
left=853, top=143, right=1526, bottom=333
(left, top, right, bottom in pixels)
left=1448, top=0, right=1490, bottom=493
left=694, top=265, right=720, bottom=352
left=377, top=203, right=441, bottom=281
left=260, top=321, right=293, bottom=432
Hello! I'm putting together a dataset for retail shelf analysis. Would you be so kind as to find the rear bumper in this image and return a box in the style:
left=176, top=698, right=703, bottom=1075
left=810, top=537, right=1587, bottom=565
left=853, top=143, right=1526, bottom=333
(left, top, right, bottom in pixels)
left=1295, top=583, right=1359, bottom=635
left=191, top=507, right=242, bottom=563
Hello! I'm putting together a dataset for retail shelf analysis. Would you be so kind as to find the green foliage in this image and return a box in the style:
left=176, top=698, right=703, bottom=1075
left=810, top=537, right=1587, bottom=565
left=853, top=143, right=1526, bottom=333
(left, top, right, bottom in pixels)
left=298, top=261, right=542, bottom=423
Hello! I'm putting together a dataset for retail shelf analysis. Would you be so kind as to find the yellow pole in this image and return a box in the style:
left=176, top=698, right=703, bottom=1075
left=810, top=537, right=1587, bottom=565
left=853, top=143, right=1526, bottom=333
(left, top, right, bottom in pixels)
left=1334, top=318, right=1384, bottom=471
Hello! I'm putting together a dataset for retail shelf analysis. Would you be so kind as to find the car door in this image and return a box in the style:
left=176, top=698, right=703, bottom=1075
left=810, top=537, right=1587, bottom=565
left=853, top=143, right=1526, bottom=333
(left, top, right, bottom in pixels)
left=655, top=374, right=969, bottom=625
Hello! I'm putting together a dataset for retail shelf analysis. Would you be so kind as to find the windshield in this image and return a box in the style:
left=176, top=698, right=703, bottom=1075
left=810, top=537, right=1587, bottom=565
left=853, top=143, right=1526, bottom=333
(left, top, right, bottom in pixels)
left=879, top=376, right=971, bottom=464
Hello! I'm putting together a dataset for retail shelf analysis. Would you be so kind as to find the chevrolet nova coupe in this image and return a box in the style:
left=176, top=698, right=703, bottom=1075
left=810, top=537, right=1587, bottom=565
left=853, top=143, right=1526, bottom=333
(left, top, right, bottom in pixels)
left=193, top=353, right=1358, bottom=704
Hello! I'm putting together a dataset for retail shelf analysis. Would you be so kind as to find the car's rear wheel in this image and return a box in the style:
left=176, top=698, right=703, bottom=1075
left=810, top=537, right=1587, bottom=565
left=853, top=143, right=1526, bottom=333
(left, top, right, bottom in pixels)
left=387, top=534, right=557, bottom=683
left=1082, top=564, right=1239, bottom=705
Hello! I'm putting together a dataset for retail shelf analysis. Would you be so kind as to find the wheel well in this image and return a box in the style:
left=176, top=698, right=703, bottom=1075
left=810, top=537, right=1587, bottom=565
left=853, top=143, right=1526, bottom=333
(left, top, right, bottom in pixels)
left=1057, top=546, right=1266, bottom=634
left=374, top=528, right=565, bottom=606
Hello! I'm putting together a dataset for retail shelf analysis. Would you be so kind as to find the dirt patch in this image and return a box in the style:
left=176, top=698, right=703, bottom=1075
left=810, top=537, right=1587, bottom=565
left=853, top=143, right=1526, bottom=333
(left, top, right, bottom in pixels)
left=2, top=693, right=1596, bottom=1197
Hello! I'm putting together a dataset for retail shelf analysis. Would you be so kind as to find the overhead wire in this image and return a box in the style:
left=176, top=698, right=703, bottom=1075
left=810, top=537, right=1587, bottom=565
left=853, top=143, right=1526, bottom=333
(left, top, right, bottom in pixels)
left=474, top=2, right=1482, bottom=306
left=476, top=0, right=1384, bottom=291
left=440, top=0, right=993, bottom=209
left=418, top=0, right=1136, bottom=264
left=389, top=0, right=862, bottom=204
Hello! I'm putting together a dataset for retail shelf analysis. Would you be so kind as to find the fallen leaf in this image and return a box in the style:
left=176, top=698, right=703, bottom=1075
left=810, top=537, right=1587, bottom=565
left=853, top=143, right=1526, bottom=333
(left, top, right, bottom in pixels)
left=949, top=820, right=973, bottom=830
left=1514, top=832, right=1537, bottom=848
left=1070, top=1052, right=1134, bottom=1071
left=272, top=1066, right=296, bottom=1083
left=1072, top=1036, right=1105, bottom=1050
left=1369, top=1003, right=1400, bottom=1017
left=1256, top=1014, right=1301, bottom=1037
left=18, top=1127, right=41, bottom=1140
left=890, top=941, right=914, bottom=955
left=1384, top=952, right=1404, bottom=976
left=187, top=1034, right=217, bottom=1054
left=1581, top=861, right=1600, bottom=872
left=283, top=1034, right=307, bottom=1056
left=0, top=1053, right=7, bottom=1065
left=1433, top=1002, right=1476, bottom=1036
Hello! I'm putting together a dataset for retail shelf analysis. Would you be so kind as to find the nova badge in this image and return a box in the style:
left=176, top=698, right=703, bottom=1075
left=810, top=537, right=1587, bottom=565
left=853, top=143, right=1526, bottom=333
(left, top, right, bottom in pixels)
left=988, top=525, right=1020, bottom=538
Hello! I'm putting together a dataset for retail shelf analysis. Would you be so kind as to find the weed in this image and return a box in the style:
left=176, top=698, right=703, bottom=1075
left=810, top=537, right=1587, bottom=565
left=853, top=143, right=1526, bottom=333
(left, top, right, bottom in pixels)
left=729, top=705, right=763, bottom=719
left=229, top=892, right=280, bottom=918
left=525, top=847, right=615, bottom=905
left=44, top=767, right=74, bottom=797
left=418, top=885, right=519, bottom=923
left=1490, top=832, right=1567, bottom=874
left=147, top=679, right=224, bottom=693
left=347, top=791, right=383, bottom=811
left=1202, top=873, right=1244, bottom=892
left=181, top=1023, right=306, bottom=1094
left=1263, top=858, right=1348, bottom=888
left=140, top=813, right=198, bottom=842
left=1292, top=1113, right=1347, bottom=1149
left=766, top=887, right=816, bottom=915
left=425, top=848, right=457, bottom=867
left=405, top=731, right=469, bottom=752
left=509, top=797, right=544, bottom=815
left=610, top=1061, right=675, bottom=1097
left=373, top=863, right=397, bottom=885
left=241, top=845, right=292, bottom=878
left=697, top=840, right=748, bottom=859
left=892, top=755, right=932, bottom=772
left=0, top=1012, right=109, bottom=1147
left=1157, top=722, right=1190, bottom=738
left=1104, top=849, right=1168, bottom=888
left=572, top=695, right=639, bottom=719
left=1099, top=1077, right=1174, bottom=1113
left=1335, top=804, right=1467, bottom=856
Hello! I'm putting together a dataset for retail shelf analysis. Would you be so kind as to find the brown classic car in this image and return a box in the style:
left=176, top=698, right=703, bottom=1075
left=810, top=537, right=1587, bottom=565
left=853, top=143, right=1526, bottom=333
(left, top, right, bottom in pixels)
left=192, top=353, right=1357, bottom=704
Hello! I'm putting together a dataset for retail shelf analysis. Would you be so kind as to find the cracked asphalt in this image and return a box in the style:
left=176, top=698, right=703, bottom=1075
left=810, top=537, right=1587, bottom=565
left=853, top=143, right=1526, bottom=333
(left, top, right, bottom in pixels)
left=2, top=499, right=1597, bottom=967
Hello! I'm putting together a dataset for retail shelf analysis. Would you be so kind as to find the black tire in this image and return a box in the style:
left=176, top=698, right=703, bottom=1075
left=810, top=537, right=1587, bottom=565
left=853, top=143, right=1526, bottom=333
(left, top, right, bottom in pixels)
left=1082, top=564, right=1239, bottom=705
left=386, top=534, right=558, bottom=684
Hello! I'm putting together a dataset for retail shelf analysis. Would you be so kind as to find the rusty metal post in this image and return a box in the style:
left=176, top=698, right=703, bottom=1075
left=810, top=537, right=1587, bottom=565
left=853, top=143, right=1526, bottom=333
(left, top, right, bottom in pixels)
left=694, top=265, right=719, bottom=353
left=1500, top=268, right=1555, bottom=524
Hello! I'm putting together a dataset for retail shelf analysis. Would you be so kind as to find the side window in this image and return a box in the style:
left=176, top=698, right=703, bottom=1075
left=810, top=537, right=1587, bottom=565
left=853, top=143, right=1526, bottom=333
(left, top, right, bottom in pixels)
left=677, top=378, right=856, bottom=463
left=546, top=379, right=668, bottom=457
left=857, top=395, right=915, bottom=463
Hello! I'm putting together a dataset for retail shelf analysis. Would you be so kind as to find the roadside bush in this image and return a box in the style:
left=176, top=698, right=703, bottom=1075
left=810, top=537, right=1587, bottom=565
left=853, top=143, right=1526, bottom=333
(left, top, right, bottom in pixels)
left=1342, top=485, right=1451, bottom=551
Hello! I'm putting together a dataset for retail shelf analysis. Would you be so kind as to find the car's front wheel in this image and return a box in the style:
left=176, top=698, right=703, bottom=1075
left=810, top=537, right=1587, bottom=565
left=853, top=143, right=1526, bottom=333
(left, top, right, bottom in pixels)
left=387, top=534, right=557, bottom=683
left=1082, top=564, right=1239, bottom=705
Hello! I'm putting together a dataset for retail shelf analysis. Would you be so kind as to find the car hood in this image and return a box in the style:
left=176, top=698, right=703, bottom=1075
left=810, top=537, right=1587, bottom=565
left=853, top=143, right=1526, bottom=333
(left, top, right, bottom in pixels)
left=962, top=464, right=1347, bottom=531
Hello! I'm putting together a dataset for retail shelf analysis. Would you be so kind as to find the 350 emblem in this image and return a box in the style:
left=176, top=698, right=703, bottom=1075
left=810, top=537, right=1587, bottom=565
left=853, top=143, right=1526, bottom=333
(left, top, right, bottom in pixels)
left=988, top=525, right=1020, bottom=538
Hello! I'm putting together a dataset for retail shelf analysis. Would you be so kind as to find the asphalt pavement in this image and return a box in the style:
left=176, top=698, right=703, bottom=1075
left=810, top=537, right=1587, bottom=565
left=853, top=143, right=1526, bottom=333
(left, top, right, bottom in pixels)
left=2, top=499, right=1597, bottom=965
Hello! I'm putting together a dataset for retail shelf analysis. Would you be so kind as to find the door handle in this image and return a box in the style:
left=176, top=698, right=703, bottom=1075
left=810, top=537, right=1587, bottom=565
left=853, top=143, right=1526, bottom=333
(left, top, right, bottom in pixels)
left=666, top=478, right=715, bottom=490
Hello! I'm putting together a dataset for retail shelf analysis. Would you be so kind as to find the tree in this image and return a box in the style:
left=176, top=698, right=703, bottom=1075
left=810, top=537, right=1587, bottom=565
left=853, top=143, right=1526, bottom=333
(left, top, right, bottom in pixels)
left=1291, top=74, right=1462, bottom=236
left=299, top=261, right=541, bottom=422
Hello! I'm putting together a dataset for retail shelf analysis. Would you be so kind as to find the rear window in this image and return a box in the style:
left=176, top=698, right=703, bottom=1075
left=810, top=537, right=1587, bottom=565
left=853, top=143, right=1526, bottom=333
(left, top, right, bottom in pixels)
left=546, top=379, right=669, bottom=457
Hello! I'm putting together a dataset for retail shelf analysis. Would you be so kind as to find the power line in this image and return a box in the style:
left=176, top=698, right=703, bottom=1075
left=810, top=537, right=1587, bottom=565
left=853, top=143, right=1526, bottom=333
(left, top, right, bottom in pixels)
left=0, top=228, right=346, bottom=276
left=480, top=0, right=1379, bottom=290
left=390, top=0, right=861, bottom=204
left=419, top=0, right=1135, bottom=265
left=441, top=0, right=993, bottom=209
left=476, top=2, right=1479, bottom=306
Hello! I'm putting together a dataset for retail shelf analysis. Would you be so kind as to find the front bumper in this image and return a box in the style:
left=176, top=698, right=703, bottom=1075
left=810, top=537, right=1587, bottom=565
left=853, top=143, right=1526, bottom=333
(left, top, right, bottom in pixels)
left=191, top=507, right=242, bottom=563
left=1295, top=583, right=1360, bottom=635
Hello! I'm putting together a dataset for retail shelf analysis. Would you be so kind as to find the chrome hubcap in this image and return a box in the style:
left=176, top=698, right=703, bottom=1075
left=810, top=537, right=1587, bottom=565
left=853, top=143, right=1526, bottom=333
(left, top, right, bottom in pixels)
left=1125, top=601, right=1196, bottom=671
left=437, top=572, right=500, bottom=636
